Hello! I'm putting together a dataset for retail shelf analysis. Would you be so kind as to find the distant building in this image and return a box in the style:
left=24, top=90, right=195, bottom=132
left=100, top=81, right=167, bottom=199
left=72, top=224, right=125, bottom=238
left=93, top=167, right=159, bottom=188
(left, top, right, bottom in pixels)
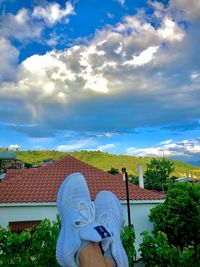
left=41, top=158, right=55, bottom=166
left=175, top=177, right=200, bottom=183
left=4, top=160, right=25, bottom=169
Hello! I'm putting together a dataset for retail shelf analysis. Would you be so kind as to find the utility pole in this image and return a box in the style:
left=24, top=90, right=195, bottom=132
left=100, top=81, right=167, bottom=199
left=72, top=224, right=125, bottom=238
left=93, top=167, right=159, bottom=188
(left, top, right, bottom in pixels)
left=122, top=167, right=131, bottom=226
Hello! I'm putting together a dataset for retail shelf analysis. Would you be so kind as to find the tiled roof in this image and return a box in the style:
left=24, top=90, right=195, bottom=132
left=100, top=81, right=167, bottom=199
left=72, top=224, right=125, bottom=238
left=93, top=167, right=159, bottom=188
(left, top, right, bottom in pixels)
left=0, top=156, right=165, bottom=203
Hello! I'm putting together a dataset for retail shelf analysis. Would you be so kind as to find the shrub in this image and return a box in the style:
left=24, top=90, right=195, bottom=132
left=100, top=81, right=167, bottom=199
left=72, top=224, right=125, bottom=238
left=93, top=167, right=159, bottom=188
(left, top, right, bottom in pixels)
left=121, top=224, right=136, bottom=266
left=140, top=231, right=200, bottom=267
left=0, top=216, right=61, bottom=266
left=0, top=216, right=135, bottom=267
left=150, top=183, right=200, bottom=248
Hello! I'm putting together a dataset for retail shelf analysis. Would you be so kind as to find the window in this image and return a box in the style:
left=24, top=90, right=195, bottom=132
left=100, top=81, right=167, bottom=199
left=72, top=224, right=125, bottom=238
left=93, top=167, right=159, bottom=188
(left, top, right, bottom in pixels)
left=9, top=220, right=41, bottom=233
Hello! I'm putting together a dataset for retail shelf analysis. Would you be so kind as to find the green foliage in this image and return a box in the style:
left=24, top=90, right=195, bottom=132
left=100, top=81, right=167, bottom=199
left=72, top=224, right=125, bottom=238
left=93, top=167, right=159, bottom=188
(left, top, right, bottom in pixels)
left=0, top=217, right=61, bottom=266
left=121, top=224, right=136, bottom=266
left=24, top=162, right=33, bottom=168
left=107, top=167, right=119, bottom=175
left=0, top=216, right=135, bottom=267
left=144, top=158, right=175, bottom=191
left=140, top=231, right=200, bottom=267
left=140, top=183, right=200, bottom=266
left=129, top=175, right=139, bottom=185
left=150, top=183, right=200, bottom=248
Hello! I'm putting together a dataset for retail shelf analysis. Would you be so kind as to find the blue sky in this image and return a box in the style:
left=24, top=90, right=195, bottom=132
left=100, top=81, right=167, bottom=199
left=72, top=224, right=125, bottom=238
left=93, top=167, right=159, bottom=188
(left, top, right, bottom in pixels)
left=0, top=0, right=199, bottom=165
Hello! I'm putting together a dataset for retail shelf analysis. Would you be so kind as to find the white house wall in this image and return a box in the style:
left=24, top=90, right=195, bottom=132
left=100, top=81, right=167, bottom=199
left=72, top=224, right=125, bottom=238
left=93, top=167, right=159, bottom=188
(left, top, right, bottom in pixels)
left=0, top=205, right=57, bottom=228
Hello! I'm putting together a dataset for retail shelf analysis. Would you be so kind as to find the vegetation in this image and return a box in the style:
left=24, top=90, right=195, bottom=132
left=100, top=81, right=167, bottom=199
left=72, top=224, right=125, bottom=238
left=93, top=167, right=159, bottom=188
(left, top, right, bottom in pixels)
left=150, top=183, right=200, bottom=248
left=140, top=183, right=200, bottom=266
left=121, top=224, right=136, bottom=265
left=0, top=216, right=135, bottom=267
left=144, top=158, right=175, bottom=191
left=0, top=217, right=61, bottom=266
left=107, top=167, right=119, bottom=175
left=140, top=231, right=200, bottom=267
left=0, top=149, right=199, bottom=178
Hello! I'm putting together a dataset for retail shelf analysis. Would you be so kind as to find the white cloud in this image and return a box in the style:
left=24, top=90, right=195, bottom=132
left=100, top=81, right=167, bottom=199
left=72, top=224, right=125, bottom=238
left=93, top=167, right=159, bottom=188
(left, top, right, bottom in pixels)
left=96, top=144, right=117, bottom=151
left=32, top=1, right=74, bottom=25
left=0, top=38, right=19, bottom=82
left=191, top=72, right=200, bottom=80
left=0, top=8, right=43, bottom=41
left=56, top=139, right=93, bottom=151
left=97, top=132, right=119, bottom=138
left=158, top=17, right=184, bottom=42
left=126, top=138, right=200, bottom=158
left=123, top=46, right=159, bottom=66
left=170, top=0, right=200, bottom=21
left=8, top=144, right=20, bottom=150
left=160, top=140, right=173, bottom=145
left=0, top=2, right=75, bottom=43
left=0, top=2, right=199, bottom=137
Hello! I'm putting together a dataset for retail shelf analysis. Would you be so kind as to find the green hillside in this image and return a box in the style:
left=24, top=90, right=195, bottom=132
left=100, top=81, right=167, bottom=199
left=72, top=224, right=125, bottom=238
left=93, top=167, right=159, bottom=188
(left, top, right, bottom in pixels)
left=71, top=151, right=200, bottom=178
left=0, top=149, right=200, bottom=178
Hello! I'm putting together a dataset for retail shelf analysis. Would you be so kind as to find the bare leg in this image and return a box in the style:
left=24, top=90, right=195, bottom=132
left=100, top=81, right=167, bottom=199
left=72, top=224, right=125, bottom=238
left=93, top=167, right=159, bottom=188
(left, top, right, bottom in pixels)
left=79, top=242, right=115, bottom=267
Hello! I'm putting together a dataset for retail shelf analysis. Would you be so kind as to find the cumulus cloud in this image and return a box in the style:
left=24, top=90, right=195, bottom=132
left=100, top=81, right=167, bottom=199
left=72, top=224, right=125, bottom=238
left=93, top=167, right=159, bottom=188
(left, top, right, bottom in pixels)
left=32, top=1, right=74, bottom=25
left=126, top=138, right=200, bottom=158
left=0, top=1, right=199, bottom=137
left=0, top=38, right=19, bottom=82
left=169, top=0, right=200, bottom=21
left=0, top=2, right=75, bottom=43
left=0, top=8, right=43, bottom=41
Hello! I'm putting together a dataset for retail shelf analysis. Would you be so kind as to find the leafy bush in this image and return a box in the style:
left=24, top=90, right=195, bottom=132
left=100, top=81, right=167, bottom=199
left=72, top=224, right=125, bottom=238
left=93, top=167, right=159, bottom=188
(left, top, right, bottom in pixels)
left=150, top=183, right=200, bottom=248
left=139, top=183, right=200, bottom=266
left=0, top=216, right=61, bottom=266
left=129, top=175, right=139, bottom=185
left=140, top=231, right=200, bottom=267
left=107, top=167, right=119, bottom=175
left=121, top=224, right=136, bottom=266
left=0, top=216, right=135, bottom=267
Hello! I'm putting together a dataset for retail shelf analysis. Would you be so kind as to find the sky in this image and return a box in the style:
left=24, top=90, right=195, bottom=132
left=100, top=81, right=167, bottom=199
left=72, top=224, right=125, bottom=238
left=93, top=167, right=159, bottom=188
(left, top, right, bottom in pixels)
left=0, top=0, right=200, bottom=165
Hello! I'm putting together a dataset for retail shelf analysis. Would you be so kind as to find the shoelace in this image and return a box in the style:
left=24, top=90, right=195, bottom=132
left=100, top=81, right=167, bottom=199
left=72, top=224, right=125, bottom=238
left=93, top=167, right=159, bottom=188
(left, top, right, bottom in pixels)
left=74, top=200, right=95, bottom=228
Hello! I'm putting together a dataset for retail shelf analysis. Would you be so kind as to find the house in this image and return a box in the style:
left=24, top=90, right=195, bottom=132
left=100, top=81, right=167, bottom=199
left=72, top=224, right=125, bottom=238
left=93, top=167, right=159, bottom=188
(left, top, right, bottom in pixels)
left=3, top=159, right=25, bottom=169
left=41, top=158, right=55, bottom=166
left=175, top=177, right=200, bottom=183
left=0, top=156, right=164, bottom=258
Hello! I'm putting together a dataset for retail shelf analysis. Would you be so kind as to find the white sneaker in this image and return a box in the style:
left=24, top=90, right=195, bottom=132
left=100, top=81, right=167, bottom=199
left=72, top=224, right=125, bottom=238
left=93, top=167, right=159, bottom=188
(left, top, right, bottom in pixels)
left=56, top=173, right=112, bottom=267
left=95, top=191, right=129, bottom=267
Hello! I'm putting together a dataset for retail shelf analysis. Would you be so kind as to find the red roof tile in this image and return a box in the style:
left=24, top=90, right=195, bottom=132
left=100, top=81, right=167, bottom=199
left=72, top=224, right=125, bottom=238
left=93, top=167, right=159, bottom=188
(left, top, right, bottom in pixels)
left=0, top=156, right=165, bottom=203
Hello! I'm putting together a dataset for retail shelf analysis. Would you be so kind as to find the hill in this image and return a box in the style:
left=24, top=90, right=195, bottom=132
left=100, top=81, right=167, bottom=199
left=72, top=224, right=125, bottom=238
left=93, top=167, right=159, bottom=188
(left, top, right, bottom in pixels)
left=0, top=149, right=199, bottom=178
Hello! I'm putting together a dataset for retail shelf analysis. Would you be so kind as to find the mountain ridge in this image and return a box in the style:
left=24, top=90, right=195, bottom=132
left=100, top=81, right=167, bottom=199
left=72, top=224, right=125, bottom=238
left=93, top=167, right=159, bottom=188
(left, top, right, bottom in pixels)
left=1, top=149, right=199, bottom=178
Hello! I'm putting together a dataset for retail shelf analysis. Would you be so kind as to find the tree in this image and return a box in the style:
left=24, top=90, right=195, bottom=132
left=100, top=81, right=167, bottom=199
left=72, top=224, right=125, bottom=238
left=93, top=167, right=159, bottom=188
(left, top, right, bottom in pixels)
left=139, top=183, right=200, bottom=266
left=129, top=175, right=139, bottom=185
left=107, top=167, right=119, bottom=175
left=149, top=183, right=200, bottom=248
left=144, top=158, right=175, bottom=191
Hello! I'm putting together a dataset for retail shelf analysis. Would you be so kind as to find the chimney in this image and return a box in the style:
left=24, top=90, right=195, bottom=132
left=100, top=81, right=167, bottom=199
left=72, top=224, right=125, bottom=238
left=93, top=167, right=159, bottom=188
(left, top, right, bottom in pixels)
left=138, top=164, right=144, bottom=188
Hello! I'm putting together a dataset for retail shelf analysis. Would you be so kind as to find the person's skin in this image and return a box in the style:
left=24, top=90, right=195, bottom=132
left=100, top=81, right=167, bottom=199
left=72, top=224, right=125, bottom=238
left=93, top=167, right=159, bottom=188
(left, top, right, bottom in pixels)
left=79, top=243, right=115, bottom=267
